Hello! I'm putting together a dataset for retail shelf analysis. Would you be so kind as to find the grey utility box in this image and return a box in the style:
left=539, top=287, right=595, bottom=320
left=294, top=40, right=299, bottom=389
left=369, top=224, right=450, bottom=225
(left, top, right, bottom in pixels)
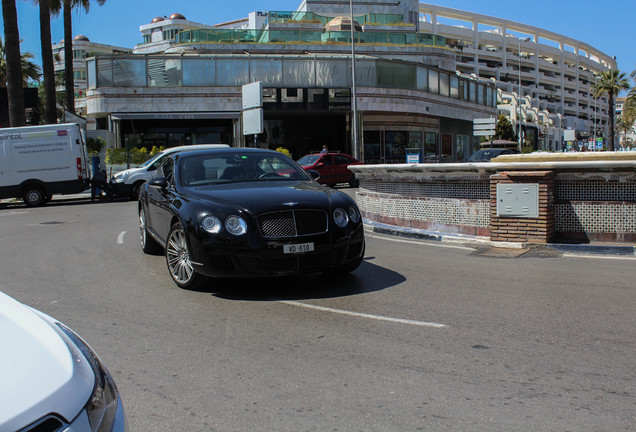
left=496, top=183, right=539, bottom=218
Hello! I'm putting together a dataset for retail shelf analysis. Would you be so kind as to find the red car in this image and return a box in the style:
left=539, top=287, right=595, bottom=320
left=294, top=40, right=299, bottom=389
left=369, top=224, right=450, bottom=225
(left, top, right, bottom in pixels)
left=296, top=152, right=363, bottom=187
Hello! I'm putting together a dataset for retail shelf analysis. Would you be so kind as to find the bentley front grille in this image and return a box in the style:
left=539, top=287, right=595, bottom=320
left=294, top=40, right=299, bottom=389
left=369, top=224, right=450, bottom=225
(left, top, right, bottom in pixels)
left=257, top=210, right=328, bottom=238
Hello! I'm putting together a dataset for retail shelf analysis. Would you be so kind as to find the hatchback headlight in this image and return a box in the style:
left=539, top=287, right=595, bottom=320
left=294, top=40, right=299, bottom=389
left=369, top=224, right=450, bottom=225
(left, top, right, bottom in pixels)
left=201, top=216, right=222, bottom=233
left=333, top=208, right=349, bottom=227
left=111, top=172, right=129, bottom=183
left=225, top=215, right=247, bottom=236
left=57, top=324, right=119, bottom=432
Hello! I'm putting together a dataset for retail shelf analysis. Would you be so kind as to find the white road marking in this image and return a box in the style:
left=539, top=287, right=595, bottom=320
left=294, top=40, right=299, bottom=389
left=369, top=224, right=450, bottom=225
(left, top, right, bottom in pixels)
left=0, top=210, right=28, bottom=217
left=280, top=300, right=446, bottom=328
left=117, top=231, right=127, bottom=244
left=563, top=253, right=636, bottom=261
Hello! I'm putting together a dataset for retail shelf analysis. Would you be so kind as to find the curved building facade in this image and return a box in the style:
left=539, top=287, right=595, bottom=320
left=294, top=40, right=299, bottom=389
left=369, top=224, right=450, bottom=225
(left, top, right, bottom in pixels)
left=84, top=1, right=614, bottom=161
left=418, top=3, right=615, bottom=150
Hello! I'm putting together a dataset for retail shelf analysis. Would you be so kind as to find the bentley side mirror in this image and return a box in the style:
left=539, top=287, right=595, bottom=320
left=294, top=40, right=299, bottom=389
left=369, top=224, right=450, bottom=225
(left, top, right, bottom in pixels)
left=149, top=177, right=168, bottom=189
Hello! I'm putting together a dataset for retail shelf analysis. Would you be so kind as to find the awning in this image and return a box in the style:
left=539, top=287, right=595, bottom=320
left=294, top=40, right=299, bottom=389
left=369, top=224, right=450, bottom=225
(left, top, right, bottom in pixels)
left=110, top=112, right=241, bottom=121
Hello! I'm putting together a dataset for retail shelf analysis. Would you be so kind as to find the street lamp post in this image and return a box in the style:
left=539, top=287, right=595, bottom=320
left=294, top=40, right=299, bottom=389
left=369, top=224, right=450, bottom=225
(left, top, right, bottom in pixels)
left=593, top=75, right=600, bottom=151
left=349, top=0, right=360, bottom=161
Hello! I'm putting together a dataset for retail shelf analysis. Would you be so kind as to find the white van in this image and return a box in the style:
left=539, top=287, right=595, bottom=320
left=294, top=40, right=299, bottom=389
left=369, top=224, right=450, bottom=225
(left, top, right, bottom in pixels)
left=109, top=144, right=229, bottom=199
left=0, top=123, right=89, bottom=206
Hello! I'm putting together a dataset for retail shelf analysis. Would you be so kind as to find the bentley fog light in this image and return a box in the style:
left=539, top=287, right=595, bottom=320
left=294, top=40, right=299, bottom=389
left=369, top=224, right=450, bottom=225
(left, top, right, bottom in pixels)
left=333, top=208, right=349, bottom=227
left=225, top=215, right=247, bottom=236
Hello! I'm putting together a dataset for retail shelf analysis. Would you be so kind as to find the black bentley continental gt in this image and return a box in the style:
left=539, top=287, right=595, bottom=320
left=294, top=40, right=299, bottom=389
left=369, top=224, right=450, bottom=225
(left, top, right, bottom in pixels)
left=138, top=148, right=365, bottom=289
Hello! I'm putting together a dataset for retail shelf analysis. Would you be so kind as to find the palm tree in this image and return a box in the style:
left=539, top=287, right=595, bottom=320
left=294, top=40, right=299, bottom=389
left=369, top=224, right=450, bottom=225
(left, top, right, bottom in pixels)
left=2, top=0, right=25, bottom=126
left=622, top=88, right=636, bottom=127
left=38, top=0, right=57, bottom=124
left=59, top=0, right=106, bottom=115
left=593, top=69, right=630, bottom=151
left=615, top=116, right=632, bottom=149
left=0, top=38, right=42, bottom=86
left=621, top=71, right=636, bottom=128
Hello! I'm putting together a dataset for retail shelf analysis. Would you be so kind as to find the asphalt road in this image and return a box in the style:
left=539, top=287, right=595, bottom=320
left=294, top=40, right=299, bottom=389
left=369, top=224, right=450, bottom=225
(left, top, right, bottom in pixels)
left=1, top=196, right=635, bottom=431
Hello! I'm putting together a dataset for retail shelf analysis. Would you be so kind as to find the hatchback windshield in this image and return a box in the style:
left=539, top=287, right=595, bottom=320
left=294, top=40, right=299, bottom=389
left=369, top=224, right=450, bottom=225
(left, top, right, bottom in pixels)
left=179, top=152, right=310, bottom=186
left=137, top=151, right=166, bottom=168
left=297, top=155, right=322, bottom=166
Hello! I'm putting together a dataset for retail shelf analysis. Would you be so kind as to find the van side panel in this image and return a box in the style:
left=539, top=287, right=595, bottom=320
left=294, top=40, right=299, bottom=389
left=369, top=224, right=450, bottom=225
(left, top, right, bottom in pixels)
left=8, top=129, right=77, bottom=184
left=0, top=124, right=89, bottom=201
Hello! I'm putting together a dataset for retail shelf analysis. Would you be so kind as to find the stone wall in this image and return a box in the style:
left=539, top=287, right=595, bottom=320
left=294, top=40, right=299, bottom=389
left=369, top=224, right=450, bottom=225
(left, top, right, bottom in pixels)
left=351, top=153, right=636, bottom=244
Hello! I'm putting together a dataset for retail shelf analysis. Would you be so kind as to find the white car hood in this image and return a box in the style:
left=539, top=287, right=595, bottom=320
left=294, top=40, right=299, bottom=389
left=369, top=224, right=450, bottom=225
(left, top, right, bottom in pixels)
left=112, top=167, right=138, bottom=178
left=0, top=292, right=94, bottom=430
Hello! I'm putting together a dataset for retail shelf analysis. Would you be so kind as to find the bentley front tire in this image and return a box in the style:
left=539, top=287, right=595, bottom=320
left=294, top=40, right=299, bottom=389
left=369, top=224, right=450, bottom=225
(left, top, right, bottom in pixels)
left=166, top=222, right=205, bottom=290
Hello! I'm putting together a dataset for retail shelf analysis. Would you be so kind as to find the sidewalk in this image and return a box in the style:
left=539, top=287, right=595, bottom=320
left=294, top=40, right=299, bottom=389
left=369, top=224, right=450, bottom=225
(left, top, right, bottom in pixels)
left=364, top=219, right=636, bottom=256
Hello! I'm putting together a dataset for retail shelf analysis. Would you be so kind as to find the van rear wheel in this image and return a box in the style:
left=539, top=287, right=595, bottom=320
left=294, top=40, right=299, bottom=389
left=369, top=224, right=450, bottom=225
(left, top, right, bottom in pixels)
left=23, top=187, right=46, bottom=207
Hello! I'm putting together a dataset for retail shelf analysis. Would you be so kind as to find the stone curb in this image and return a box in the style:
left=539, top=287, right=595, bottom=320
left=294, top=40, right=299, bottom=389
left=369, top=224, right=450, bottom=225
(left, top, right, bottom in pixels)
left=363, top=220, right=636, bottom=256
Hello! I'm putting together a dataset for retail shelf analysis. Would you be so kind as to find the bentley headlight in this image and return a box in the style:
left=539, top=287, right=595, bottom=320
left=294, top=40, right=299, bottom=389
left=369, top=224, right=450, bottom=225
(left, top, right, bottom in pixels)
left=57, top=323, right=119, bottom=432
left=202, top=215, right=222, bottom=233
left=333, top=208, right=349, bottom=227
left=348, top=206, right=361, bottom=223
left=225, top=215, right=247, bottom=236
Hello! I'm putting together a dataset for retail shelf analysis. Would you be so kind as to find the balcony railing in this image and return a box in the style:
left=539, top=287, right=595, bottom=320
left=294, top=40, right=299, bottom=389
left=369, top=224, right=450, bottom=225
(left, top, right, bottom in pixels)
left=265, top=11, right=405, bottom=26
left=176, top=29, right=446, bottom=47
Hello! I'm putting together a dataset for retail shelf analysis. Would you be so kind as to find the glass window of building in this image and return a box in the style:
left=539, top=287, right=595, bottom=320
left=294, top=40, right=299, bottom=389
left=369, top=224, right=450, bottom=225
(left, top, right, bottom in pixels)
left=469, top=81, right=477, bottom=103
left=428, top=69, right=439, bottom=94
left=113, top=59, right=146, bottom=87
left=450, top=76, right=459, bottom=98
left=183, top=59, right=215, bottom=87
left=440, top=73, right=450, bottom=97
left=363, top=131, right=381, bottom=164
left=417, top=67, right=428, bottom=92
left=441, top=133, right=453, bottom=161
left=425, top=132, right=438, bottom=160
left=385, top=131, right=408, bottom=163
left=456, top=135, right=470, bottom=161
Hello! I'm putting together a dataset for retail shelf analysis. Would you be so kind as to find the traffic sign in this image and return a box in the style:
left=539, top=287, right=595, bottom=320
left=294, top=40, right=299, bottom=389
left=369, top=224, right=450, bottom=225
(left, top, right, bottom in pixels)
left=474, top=130, right=495, bottom=136
left=473, top=118, right=496, bottom=125
left=473, top=117, right=496, bottom=137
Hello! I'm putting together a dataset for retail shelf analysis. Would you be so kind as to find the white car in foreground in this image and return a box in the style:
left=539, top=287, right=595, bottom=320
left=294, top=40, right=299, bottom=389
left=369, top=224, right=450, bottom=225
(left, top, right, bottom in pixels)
left=0, top=291, right=127, bottom=432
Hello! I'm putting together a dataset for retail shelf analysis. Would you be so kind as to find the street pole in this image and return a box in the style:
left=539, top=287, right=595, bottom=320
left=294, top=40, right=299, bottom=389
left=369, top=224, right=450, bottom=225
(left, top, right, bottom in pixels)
left=593, top=76, right=599, bottom=152
left=518, top=38, right=522, bottom=153
left=594, top=93, right=597, bottom=151
left=350, top=0, right=360, bottom=161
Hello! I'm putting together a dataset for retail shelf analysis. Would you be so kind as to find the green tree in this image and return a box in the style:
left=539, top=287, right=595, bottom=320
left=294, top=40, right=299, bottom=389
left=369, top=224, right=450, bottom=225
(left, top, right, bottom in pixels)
left=0, top=38, right=42, bottom=86
left=495, top=115, right=516, bottom=141
left=38, top=71, right=66, bottom=122
left=615, top=116, right=632, bottom=149
left=2, top=0, right=25, bottom=125
left=621, top=71, right=636, bottom=128
left=593, top=69, right=630, bottom=151
left=622, top=88, right=636, bottom=128
left=50, top=0, right=106, bottom=115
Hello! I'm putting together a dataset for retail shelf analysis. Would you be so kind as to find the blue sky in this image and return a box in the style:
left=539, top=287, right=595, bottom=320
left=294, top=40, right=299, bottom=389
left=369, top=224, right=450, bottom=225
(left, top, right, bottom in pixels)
left=3, top=0, right=635, bottom=77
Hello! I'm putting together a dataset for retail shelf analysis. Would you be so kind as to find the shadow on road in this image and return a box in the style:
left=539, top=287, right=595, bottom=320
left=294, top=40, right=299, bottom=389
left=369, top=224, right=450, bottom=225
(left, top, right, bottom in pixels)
left=0, top=196, right=131, bottom=210
left=208, top=257, right=405, bottom=301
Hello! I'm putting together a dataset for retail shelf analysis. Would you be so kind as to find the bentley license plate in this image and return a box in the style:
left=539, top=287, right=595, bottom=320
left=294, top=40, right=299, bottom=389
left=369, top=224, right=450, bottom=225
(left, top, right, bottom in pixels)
left=283, top=242, right=314, bottom=254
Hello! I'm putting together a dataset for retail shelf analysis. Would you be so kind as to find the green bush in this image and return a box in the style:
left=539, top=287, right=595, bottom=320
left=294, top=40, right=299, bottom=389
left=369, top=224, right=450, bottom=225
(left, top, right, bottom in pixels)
left=276, top=147, right=292, bottom=158
left=104, top=146, right=164, bottom=164
left=86, top=137, right=106, bottom=155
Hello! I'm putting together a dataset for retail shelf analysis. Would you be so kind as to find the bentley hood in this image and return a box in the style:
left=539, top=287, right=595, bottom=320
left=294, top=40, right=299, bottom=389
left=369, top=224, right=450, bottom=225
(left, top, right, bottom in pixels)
left=185, top=181, right=352, bottom=214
